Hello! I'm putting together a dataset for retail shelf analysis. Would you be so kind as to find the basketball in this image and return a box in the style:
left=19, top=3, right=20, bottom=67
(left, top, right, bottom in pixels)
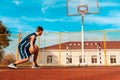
left=29, top=46, right=39, bottom=54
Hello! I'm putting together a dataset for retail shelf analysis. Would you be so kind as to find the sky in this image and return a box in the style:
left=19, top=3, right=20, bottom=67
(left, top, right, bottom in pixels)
left=0, top=0, right=120, bottom=34
left=1, top=0, right=120, bottom=53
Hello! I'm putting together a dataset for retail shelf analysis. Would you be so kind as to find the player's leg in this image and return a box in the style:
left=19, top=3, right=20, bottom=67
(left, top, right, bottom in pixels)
left=33, top=52, right=38, bottom=65
left=15, top=45, right=31, bottom=64
left=14, top=58, right=29, bottom=65
left=8, top=45, right=31, bottom=69
left=32, top=52, right=40, bottom=68
left=8, top=58, right=30, bottom=69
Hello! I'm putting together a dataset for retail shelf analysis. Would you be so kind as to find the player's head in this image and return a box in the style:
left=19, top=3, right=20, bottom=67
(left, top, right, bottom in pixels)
left=36, top=26, right=43, bottom=36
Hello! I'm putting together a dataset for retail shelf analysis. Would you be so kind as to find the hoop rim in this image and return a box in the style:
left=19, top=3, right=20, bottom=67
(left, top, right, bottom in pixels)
left=77, top=4, right=88, bottom=15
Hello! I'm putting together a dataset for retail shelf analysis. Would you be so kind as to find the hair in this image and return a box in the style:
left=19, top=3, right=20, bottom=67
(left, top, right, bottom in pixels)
left=36, top=26, right=43, bottom=32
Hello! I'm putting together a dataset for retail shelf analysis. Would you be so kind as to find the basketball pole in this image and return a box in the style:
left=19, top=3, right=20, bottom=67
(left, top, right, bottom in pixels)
left=81, top=14, right=85, bottom=65
left=67, top=0, right=99, bottom=66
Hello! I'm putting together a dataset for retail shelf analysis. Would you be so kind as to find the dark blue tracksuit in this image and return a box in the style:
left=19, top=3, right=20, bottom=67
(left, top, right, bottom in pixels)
left=18, top=33, right=37, bottom=59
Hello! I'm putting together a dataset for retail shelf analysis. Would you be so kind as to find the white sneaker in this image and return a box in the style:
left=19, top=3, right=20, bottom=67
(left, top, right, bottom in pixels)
left=8, top=63, right=17, bottom=69
left=31, top=65, right=40, bottom=69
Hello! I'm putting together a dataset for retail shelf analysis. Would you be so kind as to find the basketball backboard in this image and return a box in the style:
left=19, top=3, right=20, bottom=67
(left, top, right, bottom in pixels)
left=66, top=0, right=99, bottom=16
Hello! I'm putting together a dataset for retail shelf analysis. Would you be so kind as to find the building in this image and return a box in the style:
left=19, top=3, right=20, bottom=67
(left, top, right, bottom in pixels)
left=38, top=41, right=120, bottom=66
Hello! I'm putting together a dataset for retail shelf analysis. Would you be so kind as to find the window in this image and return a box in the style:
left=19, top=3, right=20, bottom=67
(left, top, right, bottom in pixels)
left=79, top=55, right=86, bottom=63
left=66, top=55, right=72, bottom=64
left=47, top=55, right=53, bottom=63
left=91, top=55, right=97, bottom=63
left=110, top=55, right=116, bottom=64
left=79, top=56, right=82, bottom=63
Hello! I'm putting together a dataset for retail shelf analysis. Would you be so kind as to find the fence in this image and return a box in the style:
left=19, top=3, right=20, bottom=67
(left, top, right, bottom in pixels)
left=1, top=30, right=120, bottom=66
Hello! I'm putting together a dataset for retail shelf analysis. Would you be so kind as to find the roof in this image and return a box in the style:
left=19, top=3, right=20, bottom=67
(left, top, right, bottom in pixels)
left=41, top=41, right=120, bottom=50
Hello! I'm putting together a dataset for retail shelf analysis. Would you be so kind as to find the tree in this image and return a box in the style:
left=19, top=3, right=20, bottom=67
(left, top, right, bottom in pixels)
left=1, top=53, right=15, bottom=65
left=0, top=21, right=11, bottom=62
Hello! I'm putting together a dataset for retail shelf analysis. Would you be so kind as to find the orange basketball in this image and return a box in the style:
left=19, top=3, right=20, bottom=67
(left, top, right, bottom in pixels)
left=29, top=46, right=39, bottom=54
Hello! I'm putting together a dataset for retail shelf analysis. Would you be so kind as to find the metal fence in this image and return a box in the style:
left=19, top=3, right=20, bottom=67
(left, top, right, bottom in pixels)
left=1, top=30, right=120, bottom=66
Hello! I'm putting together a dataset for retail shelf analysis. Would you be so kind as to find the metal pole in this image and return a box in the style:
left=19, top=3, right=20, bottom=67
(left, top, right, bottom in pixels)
left=16, top=32, right=21, bottom=61
left=81, top=14, right=85, bottom=65
left=58, top=32, right=62, bottom=66
left=42, top=31, right=45, bottom=66
left=103, top=31, right=107, bottom=66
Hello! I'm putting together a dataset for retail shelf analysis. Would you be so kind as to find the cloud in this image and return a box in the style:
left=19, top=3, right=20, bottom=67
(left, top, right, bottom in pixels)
left=1, top=10, right=120, bottom=33
left=99, top=2, right=120, bottom=7
left=41, top=8, right=46, bottom=14
left=82, top=7, right=120, bottom=30
left=20, top=16, right=58, bottom=22
left=41, top=0, right=57, bottom=13
left=41, top=0, right=65, bottom=14
left=1, top=14, right=120, bottom=32
left=19, top=16, right=78, bottom=22
left=0, top=16, right=34, bottom=33
left=12, top=0, right=21, bottom=5
left=109, top=11, right=120, bottom=17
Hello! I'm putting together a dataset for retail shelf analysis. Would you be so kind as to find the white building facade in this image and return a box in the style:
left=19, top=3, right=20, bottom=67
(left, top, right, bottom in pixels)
left=38, top=41, right=120, bottom=66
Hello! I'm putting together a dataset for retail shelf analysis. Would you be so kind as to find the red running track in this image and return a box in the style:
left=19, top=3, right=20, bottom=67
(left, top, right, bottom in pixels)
left=0, top=66, right=120, bottom=80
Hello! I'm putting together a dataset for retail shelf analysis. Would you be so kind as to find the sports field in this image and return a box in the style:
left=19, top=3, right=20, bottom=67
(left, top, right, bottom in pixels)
left=0, top=66, right=120, bottom=80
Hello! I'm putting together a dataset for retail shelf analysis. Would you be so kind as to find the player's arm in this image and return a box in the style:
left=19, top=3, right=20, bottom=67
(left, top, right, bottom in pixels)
left=29, top=35, right=35, bottom=52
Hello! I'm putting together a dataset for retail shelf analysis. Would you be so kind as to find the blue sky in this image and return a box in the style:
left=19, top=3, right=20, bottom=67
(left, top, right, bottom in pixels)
left=0, top=0, right=120, bottom=33
left=1, top=0, right=120, bottom=53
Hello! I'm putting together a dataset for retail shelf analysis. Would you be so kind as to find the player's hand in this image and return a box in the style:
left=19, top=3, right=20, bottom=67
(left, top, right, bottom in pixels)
left=29, top=47, right=35, bottom=53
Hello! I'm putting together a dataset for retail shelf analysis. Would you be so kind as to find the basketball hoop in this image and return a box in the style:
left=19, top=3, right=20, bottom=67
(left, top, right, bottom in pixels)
left=77, top=5, right=88, bottom=15
left=67, top=0, right=100, bottom=66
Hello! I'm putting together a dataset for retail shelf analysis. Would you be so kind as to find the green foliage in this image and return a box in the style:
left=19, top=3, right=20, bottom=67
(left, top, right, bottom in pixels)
left=0, top=21, right=11, bottom=48
left=0, top=21, right=11, bottom=61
